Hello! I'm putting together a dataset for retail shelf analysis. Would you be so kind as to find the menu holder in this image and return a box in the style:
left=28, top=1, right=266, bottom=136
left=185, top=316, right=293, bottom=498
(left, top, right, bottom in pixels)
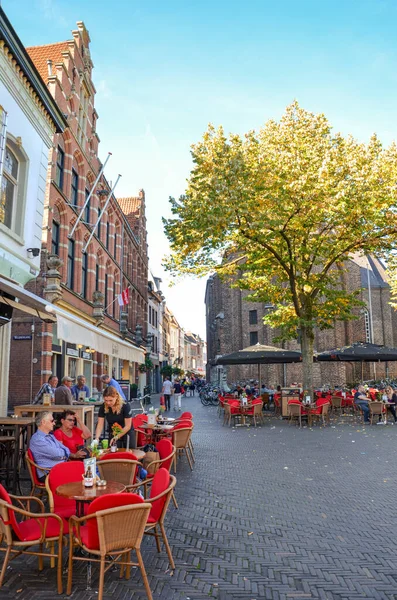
left=42, top=393, right=52, bottom=406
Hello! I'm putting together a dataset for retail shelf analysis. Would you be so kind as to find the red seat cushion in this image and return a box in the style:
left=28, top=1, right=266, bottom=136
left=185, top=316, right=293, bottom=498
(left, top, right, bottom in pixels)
left=155, top=439, right=173, bottom=472
left=83, top=493, right=144, bottom=550
left=180, top=412, right=192, bottom=419
left=18, top=516, right=63, bottom=541
left=48, top=461, right=85, bottom=519
left=148, top=468, right=169, bottom=523
left=99, top=452, right=137, bottom=461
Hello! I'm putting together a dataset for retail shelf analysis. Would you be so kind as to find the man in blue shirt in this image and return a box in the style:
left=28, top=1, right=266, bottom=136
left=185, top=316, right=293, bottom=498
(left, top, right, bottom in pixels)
left=71, top=375, right=90, bottom=401
left=29, top=411, right=84, bottom=481
left=101, top=374, right=126, bottom=401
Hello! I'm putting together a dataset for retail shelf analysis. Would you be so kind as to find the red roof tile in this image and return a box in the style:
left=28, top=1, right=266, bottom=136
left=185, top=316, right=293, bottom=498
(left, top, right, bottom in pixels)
left=118, top=197, right=141, bottom=216
left=26, top=42, right=69, bottom=84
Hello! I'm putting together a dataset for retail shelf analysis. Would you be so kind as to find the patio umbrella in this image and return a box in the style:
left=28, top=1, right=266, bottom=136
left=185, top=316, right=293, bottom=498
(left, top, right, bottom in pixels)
left=315, top=342, right=397, bottom=362
left=216, top=344, right=302, bottom=365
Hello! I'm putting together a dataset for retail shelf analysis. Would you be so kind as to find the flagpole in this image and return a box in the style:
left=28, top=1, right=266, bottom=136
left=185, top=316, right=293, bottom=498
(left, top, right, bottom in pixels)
left=104, top=284, right=131, bottom=313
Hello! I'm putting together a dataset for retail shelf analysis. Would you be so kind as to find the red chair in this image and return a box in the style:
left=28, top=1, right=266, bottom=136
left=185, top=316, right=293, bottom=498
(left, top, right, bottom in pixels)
left=143, top=438, right=178, bottom=508
left=133, top=415, right=151, bottom=447
left=46, top=461, right=85, bottom=528
left=67, top=493, right=152, bottom=600
left=144, top=468, right=177, bottom=570
left=0, top=484, right=65, bottom=593
left=99, top=451, right=138, bottom=461
left=179, top=412, right=193, bottom=420
left=308, top=399, right=330, bottom=426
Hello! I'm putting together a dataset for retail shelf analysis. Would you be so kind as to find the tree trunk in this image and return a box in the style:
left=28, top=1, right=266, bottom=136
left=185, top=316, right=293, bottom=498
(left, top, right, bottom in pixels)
left=300, top=325, right=314, bottom=400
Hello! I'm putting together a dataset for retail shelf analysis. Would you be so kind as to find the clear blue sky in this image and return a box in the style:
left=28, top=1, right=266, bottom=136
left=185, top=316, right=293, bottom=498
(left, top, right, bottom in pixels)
left=5, top=0, right=397, bottom=338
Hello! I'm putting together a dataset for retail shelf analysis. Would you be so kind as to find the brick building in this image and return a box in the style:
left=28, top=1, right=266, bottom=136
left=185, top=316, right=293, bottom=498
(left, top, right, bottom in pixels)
left=205, top=254, right=397, bottom=388
left=8, top=21, right=148, bottom=408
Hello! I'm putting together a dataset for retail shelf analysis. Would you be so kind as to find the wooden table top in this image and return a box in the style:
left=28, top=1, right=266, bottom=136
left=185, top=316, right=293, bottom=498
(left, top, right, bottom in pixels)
left=0, top=417, right=35, bottom=425
left=144, top=423, right=174, bottom=431
left=56, top=480, right=125, bottom=501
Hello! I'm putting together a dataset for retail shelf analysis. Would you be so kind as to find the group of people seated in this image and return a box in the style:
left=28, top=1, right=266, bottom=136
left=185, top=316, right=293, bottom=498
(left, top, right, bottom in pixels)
left=29, top=385, right=133, bottom=481
left=354, top=384, right=397, bottom=424
left=33, top=373, right=127, bottom=405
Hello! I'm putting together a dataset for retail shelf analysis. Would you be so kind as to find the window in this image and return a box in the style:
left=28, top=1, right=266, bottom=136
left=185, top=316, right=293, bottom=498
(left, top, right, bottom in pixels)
left=52, top=221, right=60, bottom=255
left=56, top=147, right=64, bottom=190
left=97, top=207, right=101, bottom=240
left=104, top=274, right=108, bottom=311
left=71, top=169, right=78, bottom=206
left=67, top=239, right=75, bottom=289
left=250, top=331, right=258, bottom=346
left=114, top=228, right=117, bottom=258
left=106, top=221, right=110, bottom=249
left=0, top=146, right=18, bottom=229
left=77, top=83, right=89, bottom=144
left=113, top=281, right=117, bottom=317
left=95, top=263, right=100, bottom=291
left=84, top=188, right=90, bottom=223
left=249, top=310, right=258, bottom=325
left=81, top=251, right=88, bottom=298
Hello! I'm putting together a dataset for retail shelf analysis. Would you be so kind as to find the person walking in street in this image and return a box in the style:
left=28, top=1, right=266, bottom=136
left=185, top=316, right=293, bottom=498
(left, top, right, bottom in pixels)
left=33, top=374, right=58, bottom=404
left=54, top=375, right=74, bottom=405
left=162, top=377, right=173, bottom=411
left=71, top=375, right=90, bottom=402
left=100, top=374, right=126, bottom=401
left=173, top=378, right=183, bottom=411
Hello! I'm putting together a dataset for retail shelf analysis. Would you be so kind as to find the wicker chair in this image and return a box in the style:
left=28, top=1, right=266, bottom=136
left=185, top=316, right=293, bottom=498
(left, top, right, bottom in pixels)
left=143, top=469, right=176, bottom=570
left=66, top=493, right=152, bottom=600
left=142, top=439, right=178, bottom=508
left=26, top=449, right=50, bottom=498
left=97, top=458, right=141, bottom=491
left=331, top=396, right=343, bottom=416
left=287, top=402, right=306, bottom=428
left=0, top=484, right=65, bottom=593
left=171, top=427, right=193, bottom=473
left=369, top=401, right=385, bottom=425
left=246, top=401, right=264, bottom=427
left=46, top=461, right=85, bottom=528
left=309, top=402, right=330, bottom=426
left=223, top=402, right=241, bottom=427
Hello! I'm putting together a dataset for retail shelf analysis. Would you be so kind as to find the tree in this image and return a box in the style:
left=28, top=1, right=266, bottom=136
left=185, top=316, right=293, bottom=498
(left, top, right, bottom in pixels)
left=163, top=102, right=397, bottom=396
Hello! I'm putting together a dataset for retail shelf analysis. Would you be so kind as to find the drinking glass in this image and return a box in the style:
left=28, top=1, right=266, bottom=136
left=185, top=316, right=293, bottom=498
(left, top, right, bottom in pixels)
left=101, top=439, right=109, bottom=450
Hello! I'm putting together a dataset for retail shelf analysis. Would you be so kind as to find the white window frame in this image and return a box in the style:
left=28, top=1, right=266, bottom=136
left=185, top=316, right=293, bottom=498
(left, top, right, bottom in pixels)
left=0, top=136, right=28, bottom=240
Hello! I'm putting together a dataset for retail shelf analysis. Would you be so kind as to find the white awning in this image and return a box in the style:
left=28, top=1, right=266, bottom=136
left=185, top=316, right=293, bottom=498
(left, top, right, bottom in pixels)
left=0, top=276, right=56, bottom=322
left=50, top=306, right=144, bottom=363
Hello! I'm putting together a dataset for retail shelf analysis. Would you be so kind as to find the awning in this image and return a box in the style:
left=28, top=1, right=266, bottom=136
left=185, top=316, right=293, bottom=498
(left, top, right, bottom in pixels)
left=0, top=276, right=56, bottom=322
left=52, top=306, right=145, bottom=364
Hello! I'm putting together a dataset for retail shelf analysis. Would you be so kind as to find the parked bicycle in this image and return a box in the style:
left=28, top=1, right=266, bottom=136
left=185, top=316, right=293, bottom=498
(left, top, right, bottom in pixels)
left=200, top=385, right=220, bottom=406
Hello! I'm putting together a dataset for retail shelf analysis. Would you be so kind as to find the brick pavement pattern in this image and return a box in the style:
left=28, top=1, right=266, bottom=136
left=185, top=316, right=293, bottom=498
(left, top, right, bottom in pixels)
left=2, top=396, right=397, bottom=599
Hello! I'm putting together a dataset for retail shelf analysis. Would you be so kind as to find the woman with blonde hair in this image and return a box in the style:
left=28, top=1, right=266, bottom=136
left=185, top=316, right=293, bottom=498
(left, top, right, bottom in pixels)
left=384, top=386, right=397, bottom=423
left=94, top=386, right=134, bottom=447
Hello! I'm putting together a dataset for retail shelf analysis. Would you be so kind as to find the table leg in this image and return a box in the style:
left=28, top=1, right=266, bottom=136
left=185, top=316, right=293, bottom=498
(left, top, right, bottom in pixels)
left=11, top=424, right=20, bottom=495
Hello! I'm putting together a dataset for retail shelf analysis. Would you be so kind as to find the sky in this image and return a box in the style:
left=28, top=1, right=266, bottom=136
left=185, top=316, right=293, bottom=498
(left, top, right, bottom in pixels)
left=5, top=0, right=397, bottom=339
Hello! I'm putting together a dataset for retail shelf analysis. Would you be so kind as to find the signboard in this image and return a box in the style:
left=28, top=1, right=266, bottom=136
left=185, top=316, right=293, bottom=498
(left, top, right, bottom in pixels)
left=81, top=351, right=92, bottom=360
left=66, top=347, right=79, bottom=357
left=13, top=335, right=32, bottom=340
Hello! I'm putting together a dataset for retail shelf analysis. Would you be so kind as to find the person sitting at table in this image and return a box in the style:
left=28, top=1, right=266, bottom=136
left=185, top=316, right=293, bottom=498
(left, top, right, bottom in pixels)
left=53, top=409, right=92, bottom=456
left=71, top=375, right=90, bottom=402
left=354, top=384, right=370, bottom=424
left=94, top=385, right=134, bottom=448
left=384, top=386, right=397, bottom=422
left=29, top=412, right=83, bottom=481
left=33, top=374, right=58, bottom=404
left=54, top=375, right=74, bottom=405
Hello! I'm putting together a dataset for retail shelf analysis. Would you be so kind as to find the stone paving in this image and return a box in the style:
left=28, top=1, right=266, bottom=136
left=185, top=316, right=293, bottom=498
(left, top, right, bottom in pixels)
left=2, top=396, right=397, bottom=599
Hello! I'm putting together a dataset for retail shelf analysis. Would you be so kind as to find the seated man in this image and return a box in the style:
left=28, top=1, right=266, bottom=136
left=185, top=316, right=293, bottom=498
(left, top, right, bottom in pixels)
left=29, top=411, right=79, bottom=481
left=71, top=375, right=90, bottom=402
left=354, top=384, right=370, bottom=424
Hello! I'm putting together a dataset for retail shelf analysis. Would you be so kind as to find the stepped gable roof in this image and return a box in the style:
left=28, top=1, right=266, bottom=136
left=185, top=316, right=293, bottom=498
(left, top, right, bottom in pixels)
left=350, top=253, right=388, bottom=289
left=26, top=42, right=69, bottom=84
left=118, top=196, right=141, bottom=216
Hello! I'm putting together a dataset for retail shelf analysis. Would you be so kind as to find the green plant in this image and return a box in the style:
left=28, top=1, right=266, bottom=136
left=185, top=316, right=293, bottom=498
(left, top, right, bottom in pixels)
left=145, top=356, right=154, bottom=371
left=172, top=367, right=183, bottom=376
left=138, top=363, right=147, bottom=373
left=160, top=365, right=173, bottom=377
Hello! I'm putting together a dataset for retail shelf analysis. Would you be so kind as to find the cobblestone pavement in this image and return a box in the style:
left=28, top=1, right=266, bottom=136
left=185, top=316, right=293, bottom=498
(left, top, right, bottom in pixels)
left=2, top=396, right=397, bottom=599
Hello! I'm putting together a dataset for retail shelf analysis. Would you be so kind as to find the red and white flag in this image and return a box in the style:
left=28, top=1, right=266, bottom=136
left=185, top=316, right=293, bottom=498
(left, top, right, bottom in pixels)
left=117, top=287, right=130, bottom=307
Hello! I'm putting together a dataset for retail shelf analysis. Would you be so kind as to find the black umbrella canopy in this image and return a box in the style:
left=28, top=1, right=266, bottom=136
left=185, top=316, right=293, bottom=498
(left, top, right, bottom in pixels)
left=216, top=343, right=302, bottom=365
left=316, top=342, right=397, bottom=362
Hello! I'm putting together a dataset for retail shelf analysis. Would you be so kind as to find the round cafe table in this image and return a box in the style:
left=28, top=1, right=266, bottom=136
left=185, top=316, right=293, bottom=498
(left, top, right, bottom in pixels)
left=56, top=480, right=126, bottom=517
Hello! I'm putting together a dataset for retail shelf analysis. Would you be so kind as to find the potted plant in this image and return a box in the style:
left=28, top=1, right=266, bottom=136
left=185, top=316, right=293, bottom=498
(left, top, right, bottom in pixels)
left=130, top=383, right=138, bottom=399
